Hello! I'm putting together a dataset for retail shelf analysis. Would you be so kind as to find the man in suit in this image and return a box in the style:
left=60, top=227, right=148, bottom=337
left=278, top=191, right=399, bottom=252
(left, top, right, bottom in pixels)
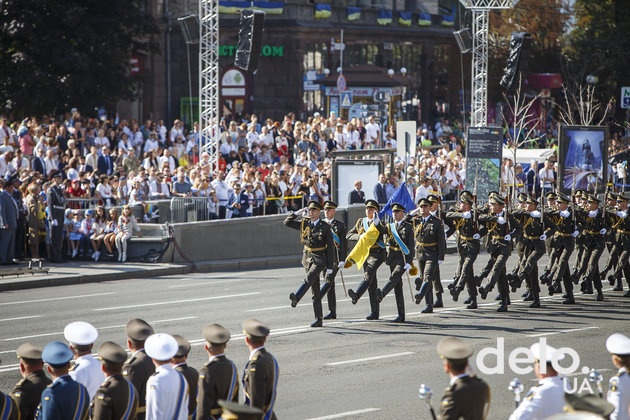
left=97, top=147, right=114, bottom=176
left=0, top=177, right=19, bottom=265
left=172, top=335, right=199, bottom=419
left=11, top=343, right=51, bottom=420
left=46, top=171, right=66, bottom=263
left=437, top=336, right=490, bottom=420
left=242, top=319, right=278, bottom=420
left=373, top=173, right=388, bottom=205
left=196, top=323, right=239, bottom=420
left=31, top=147, right=47, bottom=176
left=122, top=319, right=155, bottom=419
left=348, top=180, right=365, bottom=204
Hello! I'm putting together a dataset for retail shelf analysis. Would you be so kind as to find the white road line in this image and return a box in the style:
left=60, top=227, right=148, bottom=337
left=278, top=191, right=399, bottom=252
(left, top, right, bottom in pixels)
left=0, top=315, right=42, bottom=322
left=304, top=408, right=381, bottom=420
left=93, top=292, right=261, bottom=311
left=526, top=326, right=600, bottom=338
left=0, top=292, right=116, bottom=306
left=325, top=352, right=415, bottom=367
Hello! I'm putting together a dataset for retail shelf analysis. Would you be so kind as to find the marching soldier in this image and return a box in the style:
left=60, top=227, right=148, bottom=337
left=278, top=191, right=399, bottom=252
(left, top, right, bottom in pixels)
left=576, top=195, right=609, bottom=300
left=509, top=193, right=530, bottom=300
left=283, top=200, right=337, bottom=327
left=242, top=319, right=279, bottom=420
left=320, top=200, right=348, bottom=320
left=197, top=324, right=239, bottom=420
left=123, top=319, right=155, bottom=419
left=1, top=358, right=20, bottom=420
left=375, top=203, right=414, bottom=322
left=90, top=342, right=139, bottom=420
left=36, top=341, right=90, bottom=420
left=607, top=194, right=630, bottom=296
left=478, top=194, right=521, bottom=312
left=346, top=199, right=388, bottom=320
left=436, top=337, right=490, bottom=420
left=444, top=194, right=485, bottom=309
left=172, top=335, right=199, bottom=419
left=11, top=343, right=51, bottom=420
left=600, top=192, right=620, bottom=282
left=64, top=321, right=105, bottom=400
left=605, top=333, right=630, bottom=420
left=571, top=191, right=589, bottom=284
left=427, top=194, right=446, bottom=307
left=411, top=198, right=446, bottom=313
left=540, top=192, right=559, bottom=288
left=46, top=171, right=66, bottom=263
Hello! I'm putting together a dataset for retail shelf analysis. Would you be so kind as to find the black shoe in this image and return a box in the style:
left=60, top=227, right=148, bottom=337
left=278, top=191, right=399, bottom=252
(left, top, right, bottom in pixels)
left=323, top=312, right=336, bottom=320
left=497, top=303, right=508, bottom=312
left=524, top=294, right=534, bottom=302
left=624, top=291, right=630, bottom=297
left=479, top=287, right=488, bottom=300
left=414, top=277, right=422, bottom=291
left=466, top=302, right=478, bottom=309
left=495, top=294, right=502, bottom=301
left=421, top=306, right=433, bottom=314
left=289, top=293, right=299, bottom=308
left=522, top=291, right=530, bottom=298
left=375, top=288, right=384, bottom=303
left=348, top=289, right=358, bottom=305
left=434, top=294, right=443, bottom=308
left=450, top=287, right=462, bottom=302
left=474, top=275, right=483, bottom=287
left=463, top=297, right=472, bottom=305
left=311, top=318, right=323, bottom=327
left=608, top=275, right=616, bottom=286
left=596, top=290, right=604, bottom=301
left=599, top=270, right=608, bottom=280
left=548, top=285, right=555, bottom=296
left=529, top=301, right=541, bottom=308
left=392, top=316, right=405, bottom=323
left=614, top=285, right=623, bottom=292
left=366, top=313, right=379, bottom=320
left=562, top=297, right=576, bottom=304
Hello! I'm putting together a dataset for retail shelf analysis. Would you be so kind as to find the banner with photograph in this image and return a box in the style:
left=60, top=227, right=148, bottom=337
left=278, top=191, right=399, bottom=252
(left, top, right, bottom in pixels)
left=558, top=125, right=609, bottom=194
left=465, top=127, right=503, bottom=198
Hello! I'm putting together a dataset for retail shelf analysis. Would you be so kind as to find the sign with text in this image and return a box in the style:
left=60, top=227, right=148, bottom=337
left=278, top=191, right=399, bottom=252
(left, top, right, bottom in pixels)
left=465, top=127, right=503, bottom=198
left=621, top=86, right=630, bottom=109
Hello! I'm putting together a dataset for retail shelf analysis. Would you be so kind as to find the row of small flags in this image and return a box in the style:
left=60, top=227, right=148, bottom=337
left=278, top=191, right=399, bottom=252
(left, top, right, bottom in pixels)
left=217, top=2, right=455, bottom=26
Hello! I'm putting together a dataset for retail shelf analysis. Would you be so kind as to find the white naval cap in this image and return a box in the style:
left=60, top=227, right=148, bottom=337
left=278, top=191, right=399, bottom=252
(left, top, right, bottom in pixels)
left=530, top=342, right=565, bottom=363
left=64, top=321, right=98, bottom=345
left=145, top=333, right=178, bottom=361
left=606, top=333, right=630, bottom=356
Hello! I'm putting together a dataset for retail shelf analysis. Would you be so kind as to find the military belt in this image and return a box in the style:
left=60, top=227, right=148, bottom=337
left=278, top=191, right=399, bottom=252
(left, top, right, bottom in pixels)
left=585, top=230, right=602, bottom=235
left=210, top=408, right=223, bottom=415
left=305, top=246, right=326, bottom=252
left=524, top=234, right=542, bottom=240
left=491, top=235, right=505, bottom=239
left=137, top=406, right=146, bottom=413
left=418, top=242, right=437, bottom=247
left=555, top=232, right=573, bottom=237
left=390, top=246, right=401, bottom=251
left=459, top=235, right=477, bottom=241
left=618, top=229, right=630, bottom=235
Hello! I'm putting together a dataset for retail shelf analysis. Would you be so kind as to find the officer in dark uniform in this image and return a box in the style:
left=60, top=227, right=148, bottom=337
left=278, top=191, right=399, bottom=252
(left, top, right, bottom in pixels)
left=436, top=337, right=490, bottom=420
left=284, top=200, right=337, bottom=327
left=346, top=199, right=388, bottom=320
left=540, top=192, right=561, bottom=288
left=411, top=198, right=446, bottom=313
left=444, top=194, right=486, bottom=309
left=508, top=193, right=530, bottom=299
left=320, top=200, right=348, bottom=320
left=197, top=324, right=239, bottom=420
left=242, top=319, right=278, bottom=420
left=91, top=341, right=139, bottom=420
left=172, top=335, right=199, bottom=419
left=576, top=195, right=609, bottom=300
left=478, top=194, right=521, bottom=312
left=36, top=341, right=90, bottom=420
left=600, top=192, right=620, bottom=282
left=1, top=357, right=20, bottom=420
left=427, top=194, right=446, bottom=307
left=607, top=194, right=630, bottom=296
left=46, top=171, right=66, bottom=263
left=375, top=203, right=414, bottom=322
left=10, top=342, right=51, bottom=420
left=571, top=190, right=589, bottom=283
left=122, top=318, right=155, bottom=419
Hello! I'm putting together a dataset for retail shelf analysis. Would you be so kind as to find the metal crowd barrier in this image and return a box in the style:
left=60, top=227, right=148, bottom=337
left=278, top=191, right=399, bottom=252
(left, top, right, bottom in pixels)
left=170, top=197, right=214, bottom=223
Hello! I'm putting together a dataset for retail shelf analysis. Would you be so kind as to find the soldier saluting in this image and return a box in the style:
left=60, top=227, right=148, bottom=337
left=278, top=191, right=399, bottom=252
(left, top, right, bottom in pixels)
left=284, top=200, right=337, bottom=327
left=319, top=200, right=347, bottom=320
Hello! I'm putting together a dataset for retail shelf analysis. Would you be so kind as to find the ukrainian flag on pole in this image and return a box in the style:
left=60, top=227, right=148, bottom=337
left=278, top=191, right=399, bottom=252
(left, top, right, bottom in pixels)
left=346, top=223, right=382, bottom=269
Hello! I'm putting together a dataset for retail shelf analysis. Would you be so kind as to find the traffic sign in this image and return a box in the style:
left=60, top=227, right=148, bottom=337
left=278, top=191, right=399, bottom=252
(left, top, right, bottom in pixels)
left=337, top=75, right=347, bottom=92
left=373, top=90, right=390, bottom=102
left=621, top=86, right=630, bottom=109
left=340, top=91, right=352, bottom=108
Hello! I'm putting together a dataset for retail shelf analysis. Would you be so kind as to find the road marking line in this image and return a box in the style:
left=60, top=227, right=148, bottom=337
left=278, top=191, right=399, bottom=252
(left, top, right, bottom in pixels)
left=245, top=299, right=352, bottom=312
left=325, top=352, right=415, bottom=367
left=304, top=408, right=381, bottom=420
left=0, top=315, right=42, bottom=322
left=93, top=292, right=261, bottom=311
left=0, top=292, right=116, bottom=306
left=526, top=326, right=600, bottom=338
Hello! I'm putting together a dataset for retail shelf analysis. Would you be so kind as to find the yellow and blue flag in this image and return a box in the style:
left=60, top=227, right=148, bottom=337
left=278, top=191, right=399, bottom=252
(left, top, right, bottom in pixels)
left=377, top=10, right=392, bottom=25
left=398, top=12, right=412, bottom=26
left=314, top=4, right=332, bottom=19
left=418, top=12, right=431, bottom=26
left=346, top=223, right=382, bottom=269
left=442, top=6, right=455, bottom=26
left=347, top=7, right=361, bottom=21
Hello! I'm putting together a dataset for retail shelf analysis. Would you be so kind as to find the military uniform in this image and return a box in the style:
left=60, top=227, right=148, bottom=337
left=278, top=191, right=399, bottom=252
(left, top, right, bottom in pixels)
left=575, top=196, right=610, bottom=300
left=46, top=172, right=66, bottom=262
left=600, top=193, right=620, bottom=282
left=319, top=201, right=348, bottom=320
left=123, top=319, right=155, bottom=419
left=242, top=320, right=278, bottom=420
left=546, top=194, right=579, bottom=304
left=375, top=203, right=414, bottom=322
left=10, top=343, right=52, bottom=420
left=346, top=200, right=388, bottom=320
left=607, top=195, right=630, bottom=296
left=172, top=335, right=199, bottom=419
left=64, top=321, right=105, bottom=401
left=571, top=191, right=589, bottom=283
left=0, top=392, right=19, bottom=420
left=284, top=200, right=337, bottom=327
left=606, top=333, right=630, bottom=420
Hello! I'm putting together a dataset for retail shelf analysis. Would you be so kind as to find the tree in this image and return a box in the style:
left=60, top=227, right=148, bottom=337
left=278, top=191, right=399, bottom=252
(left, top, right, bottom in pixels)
left=0, top=0, right=158, bottom=117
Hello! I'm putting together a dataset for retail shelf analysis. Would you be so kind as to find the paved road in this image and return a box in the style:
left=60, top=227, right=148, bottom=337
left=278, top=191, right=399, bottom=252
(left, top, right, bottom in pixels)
left=0, top=251, right=628, bottom=419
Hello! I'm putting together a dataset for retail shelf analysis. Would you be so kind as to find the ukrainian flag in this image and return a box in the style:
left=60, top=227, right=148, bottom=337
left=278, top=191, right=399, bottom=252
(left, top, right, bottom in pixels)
left=398, top=11, right=412, bottom=26
left=346, top=223, right=381, bottom=269
left=377, top=10, right=392, bottom=25
left=218, top=0, right=241, bottom=14
left=347, top=6, right=361, bottom=21
left=442, top=6, right=455, bottom=26
left=418, top=12, right=431, bottom=26
left=314, top=4, right=332, bottom=19
left=255, top=1, right=283, bottom=15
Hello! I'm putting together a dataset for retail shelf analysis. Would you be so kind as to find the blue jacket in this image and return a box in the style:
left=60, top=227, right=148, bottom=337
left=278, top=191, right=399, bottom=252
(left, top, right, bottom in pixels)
left=36, top=375, right=90, bottom=420
left=0, top=190, right=18, bottom=229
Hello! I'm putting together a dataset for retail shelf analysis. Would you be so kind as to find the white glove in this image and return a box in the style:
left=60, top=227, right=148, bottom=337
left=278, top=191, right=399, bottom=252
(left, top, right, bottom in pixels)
left=539, top=234, right=547, bottom=241
left=572, top=230, right=579, bottom=238
left=617, top=211, right=628, bottom=218
left=588, top=210, right=598, bottom=218
left=296, top=207, right=308, bottom=216
left=372, top=216, right=380, bottom=226
left=52, top=219, right=58, bottom=226
left=497, top=216, right=506, bottom=225
left=530, top=211, right=541, bottom=218
left=326, top=269, right=333, bottom=275
left=409, top=207, right=421, bottom=216
left=438, top=260, right=443, bottom=265
left=404, top=263, right=411, bottom=273
left=338, top=261, right=345, bottom=269
left=504, top=234, right=512, bottom=241
left=560, top=210, right=570, bottom=218
left=462, top=211, right=471, bottom=219
left=473, top=233, right=481, bottom=240
left=600, top=228, right=607, bottom=235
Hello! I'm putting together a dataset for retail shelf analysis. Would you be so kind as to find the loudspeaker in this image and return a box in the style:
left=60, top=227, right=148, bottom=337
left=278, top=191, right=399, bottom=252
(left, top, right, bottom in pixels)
left=234, top=9, right=265, bottom=73
left=453, top=28, right=472, bottom=53
left=500, top=32, right=532, bottom=91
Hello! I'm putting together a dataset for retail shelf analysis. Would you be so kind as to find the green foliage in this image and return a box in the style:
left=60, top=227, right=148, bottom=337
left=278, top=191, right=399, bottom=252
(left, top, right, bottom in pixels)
left=0, top=0, right=159, bottom=117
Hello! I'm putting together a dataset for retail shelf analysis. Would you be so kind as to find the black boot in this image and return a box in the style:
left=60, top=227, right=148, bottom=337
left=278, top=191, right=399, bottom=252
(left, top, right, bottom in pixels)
left=608, top=274, right=616, bottom=286
left=540, top=270, right=551, bottom=285
left=415, top=282, right=430, bottom=304
left=495, top=294, right=502, bottom=301
left=377, top=280, right=396, bottom=303
left=348, top=280, right=368, bottom=305
left=474, top=275, right=484, bottom=287
left=528, top=292, right=541, bottom=308
left=570, top=268, right=580, bottom=284
left=434, top=293, right=444, bottom=308
left=466, top=294, right=478, bottom=309
left=421, top=288, right=434, bottom=313
left=479, top=286, right=488, bottom=300
left=596, top=289, right=604, bottom=301
left=614, top=283, right=624, bottom=292
left=497, top=297, right=508, bottom=312
left=450, top=286, right=464, bottom=302
left=624, top=291, right=630, bottom=297
left=562, top=291, right=575, bottom=304
left=290, top=283, right=310, bottom=308
left=522, top=290, right=530, bottom=298
left=447, top=277, right=458, bottom=290
left=311, top=300, right=323, bottom=327
left=414, top=277, right=422, bottom=291
left=463, top=296, right=472, bottom=305
left=524, top=290, right=534, bottom=301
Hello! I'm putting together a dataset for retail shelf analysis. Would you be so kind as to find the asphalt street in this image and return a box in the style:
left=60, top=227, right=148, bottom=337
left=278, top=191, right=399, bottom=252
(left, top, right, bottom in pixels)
left=0, top=251, right=628, bottom=419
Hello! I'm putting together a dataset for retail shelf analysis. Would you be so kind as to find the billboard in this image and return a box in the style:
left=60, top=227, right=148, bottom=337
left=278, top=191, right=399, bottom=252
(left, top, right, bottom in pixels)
left=558, top=125, right=609, bottom=194
left=465, top=127, right=503, bottom=198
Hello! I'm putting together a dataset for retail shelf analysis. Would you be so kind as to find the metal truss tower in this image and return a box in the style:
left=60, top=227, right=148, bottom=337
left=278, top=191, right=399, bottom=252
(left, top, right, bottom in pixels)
left=459, top=0, right=520, bottom=127
left=199, top=0, right=220, bottom=170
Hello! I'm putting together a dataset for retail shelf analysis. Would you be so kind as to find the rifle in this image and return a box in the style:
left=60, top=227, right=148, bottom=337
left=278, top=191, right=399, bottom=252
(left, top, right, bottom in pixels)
left=473, top=165, right=479, bottom=232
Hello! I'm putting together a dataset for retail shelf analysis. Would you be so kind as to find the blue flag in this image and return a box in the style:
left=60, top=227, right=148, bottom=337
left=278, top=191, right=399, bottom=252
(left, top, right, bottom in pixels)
left=379, top=182, right=416, bottom=218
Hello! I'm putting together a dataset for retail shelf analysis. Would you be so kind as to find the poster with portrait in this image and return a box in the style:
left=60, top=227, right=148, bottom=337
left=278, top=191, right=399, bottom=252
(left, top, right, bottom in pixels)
left=558, top=126, right=609, bottom=194
left=465, top=127, right=503, bottom=198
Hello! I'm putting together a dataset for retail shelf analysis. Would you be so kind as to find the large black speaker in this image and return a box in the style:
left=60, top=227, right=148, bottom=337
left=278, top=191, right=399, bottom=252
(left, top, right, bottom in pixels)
left=234, top=9, right=265, bottom=73
left=500, top=32, right=532, bottom=91
left=453, top=28, right=472, bottom=53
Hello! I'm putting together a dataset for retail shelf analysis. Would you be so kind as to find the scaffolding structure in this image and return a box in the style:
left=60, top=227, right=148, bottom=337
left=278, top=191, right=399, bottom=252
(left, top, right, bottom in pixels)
left=459, top=0, right=520, bottom=127
left=199, top=0, right=220, bottom=170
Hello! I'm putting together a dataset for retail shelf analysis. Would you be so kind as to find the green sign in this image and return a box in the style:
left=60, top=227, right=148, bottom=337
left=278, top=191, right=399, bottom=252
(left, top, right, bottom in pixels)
left=219, top=45, right=284, bottom=57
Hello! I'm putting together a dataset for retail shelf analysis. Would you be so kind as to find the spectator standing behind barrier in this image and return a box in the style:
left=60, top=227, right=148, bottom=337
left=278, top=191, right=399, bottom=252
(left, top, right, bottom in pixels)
left=212, top=171, right=229, bottom=218
left=374, top=173, right=388, bottom=205
left=348, top=180, right=365, bottom=204
left=26, top=182, right=44, bottom=259
left=0, top=178, right=19, bottom=264
left=115, top=206, right=141, bottom=262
